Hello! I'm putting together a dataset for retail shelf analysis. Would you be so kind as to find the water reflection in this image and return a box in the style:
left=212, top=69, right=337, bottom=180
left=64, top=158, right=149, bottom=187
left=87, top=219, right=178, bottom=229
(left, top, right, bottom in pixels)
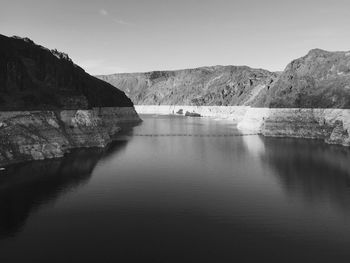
left=0, top=140, right=129, bottom=238
left=245, top=136, right=350, bottom=212
left=2, top=116, right=350, bottom=262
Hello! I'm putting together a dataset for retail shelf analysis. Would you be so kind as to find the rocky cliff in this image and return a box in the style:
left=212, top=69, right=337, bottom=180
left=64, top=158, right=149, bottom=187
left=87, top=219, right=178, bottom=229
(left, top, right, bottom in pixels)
left=97, top=66, right=278, bottom=106
left=0, top=34, right=133, bottom=110
left=97, top=49, right=350, bottom=109
left=0, top=35, right=140, bottom=166
left=0, top=108, right=140, bottom=166
left=265, top=49, right=350, bottom=108
left=237, top=108, right=350, bottom=147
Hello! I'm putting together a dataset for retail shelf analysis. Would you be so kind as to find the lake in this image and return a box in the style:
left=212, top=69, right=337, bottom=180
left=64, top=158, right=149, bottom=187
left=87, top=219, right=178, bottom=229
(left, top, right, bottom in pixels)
left=1, top=115, right=350, bottom=263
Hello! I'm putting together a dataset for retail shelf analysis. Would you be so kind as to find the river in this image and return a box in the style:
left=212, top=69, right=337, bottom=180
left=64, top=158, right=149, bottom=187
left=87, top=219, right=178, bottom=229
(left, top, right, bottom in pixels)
left=1, top=115, right=350, bottom=262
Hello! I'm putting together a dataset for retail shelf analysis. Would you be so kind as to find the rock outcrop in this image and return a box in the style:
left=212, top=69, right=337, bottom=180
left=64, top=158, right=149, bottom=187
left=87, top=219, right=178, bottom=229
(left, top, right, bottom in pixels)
left=238, top=108, right=350, bottom=146
left=0, top=34, right=141, bottom=166
left=0, top=107, right=140, bottom=166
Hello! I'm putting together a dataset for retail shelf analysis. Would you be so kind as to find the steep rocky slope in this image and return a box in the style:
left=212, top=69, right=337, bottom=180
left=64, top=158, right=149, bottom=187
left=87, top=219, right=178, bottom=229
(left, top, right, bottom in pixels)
left=97, top=66, right=278, bottom=106
left=265, top=49, right=350, bottom=108
left=98, top=49, right=350, bottom=109
left=0, top=108, right=140, bottom=166
left=0, top=34, right=133, bottom=110
left=0, top=35, right=140, bottom=166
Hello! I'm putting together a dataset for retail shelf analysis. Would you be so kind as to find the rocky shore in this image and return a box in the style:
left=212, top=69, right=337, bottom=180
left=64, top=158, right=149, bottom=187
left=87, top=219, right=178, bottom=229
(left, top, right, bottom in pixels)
left=134, top=105, right=350, bottom=147
left=0, top=107, right=141, bottom=167
left=0, top=35, right=142, bottom=167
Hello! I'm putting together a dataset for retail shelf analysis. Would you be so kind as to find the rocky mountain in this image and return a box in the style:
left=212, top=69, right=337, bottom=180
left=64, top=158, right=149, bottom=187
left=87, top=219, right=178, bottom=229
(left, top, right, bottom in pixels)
left=265, top=49, right=350, bottom=108
left=97, top=49, right=350, bottom=109
left=97, top=66, right=279, bottom=106
left=0, top=34, right=133, bottom=110
left=0, top=34, right=140, bottom=167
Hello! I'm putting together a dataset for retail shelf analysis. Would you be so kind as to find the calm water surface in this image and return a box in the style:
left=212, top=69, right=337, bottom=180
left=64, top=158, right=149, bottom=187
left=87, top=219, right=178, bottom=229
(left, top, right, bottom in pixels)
left=1, top=115, right=350, bottom=262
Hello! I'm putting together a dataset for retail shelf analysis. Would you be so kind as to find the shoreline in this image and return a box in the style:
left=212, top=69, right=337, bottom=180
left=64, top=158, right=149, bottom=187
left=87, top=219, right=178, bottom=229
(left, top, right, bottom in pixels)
left=0, top=107, right=141, bottom=167
left=134, top=105, right=350, bottom=147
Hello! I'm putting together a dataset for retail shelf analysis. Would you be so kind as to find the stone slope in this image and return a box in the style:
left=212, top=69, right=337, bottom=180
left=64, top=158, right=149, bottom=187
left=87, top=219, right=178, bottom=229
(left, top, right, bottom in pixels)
left=97, top=66, right=278, bottom=106
left=265, top=49, right=350, bottom=108
left=0, top=34, right=133, bottom=110
left=0, top=34, right=141, bottom=166
left=98, top=49, right=350, bottom=109
left=0, top=107, right=140, bottom=166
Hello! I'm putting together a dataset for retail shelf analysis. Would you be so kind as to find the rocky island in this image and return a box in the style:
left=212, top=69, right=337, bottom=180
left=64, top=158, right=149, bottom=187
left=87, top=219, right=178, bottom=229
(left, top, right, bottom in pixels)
left=0, top=34, right=141, bottom=166
left=97, top=49, right=350, bottom=147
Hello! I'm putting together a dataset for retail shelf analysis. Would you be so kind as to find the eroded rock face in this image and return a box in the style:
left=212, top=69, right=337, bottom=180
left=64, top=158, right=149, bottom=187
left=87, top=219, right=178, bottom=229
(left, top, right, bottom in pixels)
left=264, top=49, right=350, bottom=108
left=0, top=107, right=141, bottom=166
left=0, top=34, right=133, bottom=110
left=0, top=34, right=141, bottom=166
left=98, top=49, right=350, bottom=109
left=97, top=66, right=278, bottom=106
left=237, top=108, right=350, bottom=146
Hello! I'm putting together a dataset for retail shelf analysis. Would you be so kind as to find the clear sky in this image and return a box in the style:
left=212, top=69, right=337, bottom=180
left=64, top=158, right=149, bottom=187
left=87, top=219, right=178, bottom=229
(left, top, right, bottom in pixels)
left=1, top=0, right=350, bottom=74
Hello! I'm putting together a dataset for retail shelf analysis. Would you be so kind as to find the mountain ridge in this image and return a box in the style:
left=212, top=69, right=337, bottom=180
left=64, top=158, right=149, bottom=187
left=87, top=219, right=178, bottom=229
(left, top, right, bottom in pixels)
left=97, top=65, right=279, bottom=107
left=97, top=48, right=350, bottom=108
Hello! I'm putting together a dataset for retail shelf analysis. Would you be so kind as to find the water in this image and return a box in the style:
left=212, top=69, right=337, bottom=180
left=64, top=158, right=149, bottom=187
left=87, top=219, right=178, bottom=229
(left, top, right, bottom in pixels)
left=1, top=115, right=350, bottom=263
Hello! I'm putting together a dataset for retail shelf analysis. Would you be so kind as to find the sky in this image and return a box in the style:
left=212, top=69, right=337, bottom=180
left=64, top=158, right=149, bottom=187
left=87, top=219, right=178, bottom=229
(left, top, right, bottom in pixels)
left=1, top=0, right=350, bottom=75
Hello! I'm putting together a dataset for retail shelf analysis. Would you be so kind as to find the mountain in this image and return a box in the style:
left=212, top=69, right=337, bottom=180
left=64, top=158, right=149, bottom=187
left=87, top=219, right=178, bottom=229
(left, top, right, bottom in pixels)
left=265, top=49, right=350, bottom=108
left=0, top=34, right=140, bottom=167
left=96, top=66, right=279, bottom=106
left=0, top=34, right=133, bottom=110
left=97, top=49, right=350, bottom=109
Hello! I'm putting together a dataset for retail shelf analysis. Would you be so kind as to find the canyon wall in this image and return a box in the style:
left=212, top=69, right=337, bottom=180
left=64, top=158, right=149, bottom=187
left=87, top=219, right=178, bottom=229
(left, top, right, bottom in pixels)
left=238, top=108, right=350, bottom=146
left=135, top=106, right=350, bottom=147
left=0, top=34, right=133, bottom=110
left=97, top=66, right=278, bottom=107
left=98, top=49, right=350, bottom=109
left=0, top=35, right=141, bottom=166
left=0, top=107, right=140, bottom=166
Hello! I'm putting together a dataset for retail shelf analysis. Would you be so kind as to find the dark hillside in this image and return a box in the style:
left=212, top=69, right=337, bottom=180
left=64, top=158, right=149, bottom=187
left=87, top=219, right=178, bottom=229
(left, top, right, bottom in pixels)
left=0, top=34, right=133, bottom=110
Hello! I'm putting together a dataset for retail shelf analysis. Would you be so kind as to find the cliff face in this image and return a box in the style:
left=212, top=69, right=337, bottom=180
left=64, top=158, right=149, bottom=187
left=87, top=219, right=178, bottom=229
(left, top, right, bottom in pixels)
left=97, top=66, right=278, bottom=106
left=98, top=49, right=350, bottom=109
left=265, top=49, right=350, bottom=108
left=237, top=108, right=350, bottom=146
left=0, top=34, right=141, bottom=166
left=0, top=108, right=140, bottom=166
left=0, top=34, right=133, bottom=110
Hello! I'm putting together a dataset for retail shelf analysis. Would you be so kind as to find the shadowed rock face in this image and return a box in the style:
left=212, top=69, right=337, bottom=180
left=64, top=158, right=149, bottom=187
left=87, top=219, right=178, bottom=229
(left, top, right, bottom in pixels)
left=0, top=34, right=141, bottom=166
left=97, top=66, right=278, bottom=106
left=98, top=49, right=350, bottom=109
left=0, top=34, right=133, bottom=110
